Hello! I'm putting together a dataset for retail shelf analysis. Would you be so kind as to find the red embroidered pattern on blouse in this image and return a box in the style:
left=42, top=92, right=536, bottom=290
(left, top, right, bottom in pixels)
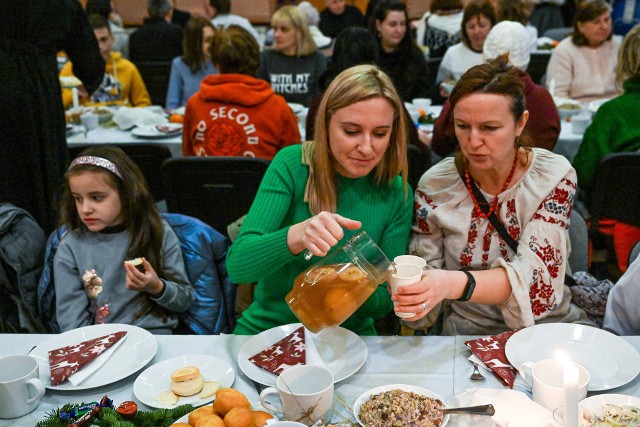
left=460, top=210, right=482, bottom=267
left=505, top=199, right=521, bottom=241
left=414, top=189, right=437, bottom=234
left=529, top=267, right=558, bottom=316
left=532, top=178, right=575, bottom=230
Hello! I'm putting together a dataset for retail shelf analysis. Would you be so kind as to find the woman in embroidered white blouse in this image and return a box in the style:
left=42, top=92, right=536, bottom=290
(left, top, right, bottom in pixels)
left=394, top=55, right=592, bottom=335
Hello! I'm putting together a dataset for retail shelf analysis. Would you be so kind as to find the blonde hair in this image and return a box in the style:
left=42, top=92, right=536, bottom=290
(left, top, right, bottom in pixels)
left=271, top=5, right=317, bottom=56
left=616, top=24, right=640, bottom=86
left=309, top=64, right=408, bottom=214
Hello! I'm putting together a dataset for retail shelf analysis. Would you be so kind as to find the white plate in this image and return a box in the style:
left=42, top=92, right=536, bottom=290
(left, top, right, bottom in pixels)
left=30, top=323, right=157, bottom=391
left=579, top=394, right=640, bottom=424
left=237, top=323, right=367, bottom=387
left=353, top=384, right=449, bottom=427
left=133, top=354, right=235, bottom=409
left=505, top=324, right=640, bottom=391
left=131, top=124, right=183, bottom=138
left=173, top=401, right=278, bottom=424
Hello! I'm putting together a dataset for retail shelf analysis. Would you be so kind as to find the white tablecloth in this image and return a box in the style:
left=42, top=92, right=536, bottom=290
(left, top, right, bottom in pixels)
left=66, top=114, right=308, bottom=160
left=1, top=333, right=638, bottom=426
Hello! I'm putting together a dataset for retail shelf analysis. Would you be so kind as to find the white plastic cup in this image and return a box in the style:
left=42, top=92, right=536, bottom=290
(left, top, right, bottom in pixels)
left=394, top=255, right=427, bottom=270
left=389, top=263, right=424, bottom=318
left=81, top=113, right=99, bottom=130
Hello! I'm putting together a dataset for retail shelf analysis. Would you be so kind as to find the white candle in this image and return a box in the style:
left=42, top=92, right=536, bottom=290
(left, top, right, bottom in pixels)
left=563, top=362, right=579, bottom=427
left=72, top=87, right=79, bottom=109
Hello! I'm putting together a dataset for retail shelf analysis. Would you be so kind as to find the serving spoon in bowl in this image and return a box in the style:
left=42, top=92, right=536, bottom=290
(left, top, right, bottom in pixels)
left=442, top=404, right=495, bottom=416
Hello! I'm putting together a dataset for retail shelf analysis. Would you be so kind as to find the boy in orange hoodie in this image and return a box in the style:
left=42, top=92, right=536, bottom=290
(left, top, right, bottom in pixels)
left=183, top=26, right=300, bottom=160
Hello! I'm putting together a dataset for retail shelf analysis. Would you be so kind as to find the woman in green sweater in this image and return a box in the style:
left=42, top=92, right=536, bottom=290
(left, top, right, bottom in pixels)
left=573, top=24, right=640, bottom=196
left=573, top=24, right=640, bottom=273
left=227, top=64, right=413, bottom=335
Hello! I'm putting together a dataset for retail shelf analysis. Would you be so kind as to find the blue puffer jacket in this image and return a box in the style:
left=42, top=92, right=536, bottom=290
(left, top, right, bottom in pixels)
left=163, top=213, right=236, bottom=334
left=37, top=214, right=236, bottom=334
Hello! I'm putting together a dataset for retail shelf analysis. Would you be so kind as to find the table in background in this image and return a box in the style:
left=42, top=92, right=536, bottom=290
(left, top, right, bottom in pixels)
left=66, top=109, right=308, bottom=160
left=1, top=334, right=639, bottom=426
left=67, top=126, right=182, bottom=158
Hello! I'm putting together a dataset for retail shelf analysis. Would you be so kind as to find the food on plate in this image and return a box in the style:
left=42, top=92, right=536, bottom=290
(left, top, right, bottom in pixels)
left=558, top=103, right=581, bottom=110
left=223, top=406, right=254, bottom=427
left=116, top=401, right=138, bottom=419
left=156, top=390, right=179, bottom=405
left=196, top=415, right=225, bottom=427
left=359, top=389, right=444, bottom=427
left=189, top=405, right=219, bottom=426
left=252, top=410, right=276, bottom=427
left=581, top=403, right=640, bottom=426
left=125, top=257, right=145, bottom=272
left=170, top=113, right=185, bottom=124
left=200, top=380, right=221, bottom=399
left=214, top=388, right=251, bottom=415
left=171, top=424, right=192, bottom=427
left=171, top=366, right=205, bottom=397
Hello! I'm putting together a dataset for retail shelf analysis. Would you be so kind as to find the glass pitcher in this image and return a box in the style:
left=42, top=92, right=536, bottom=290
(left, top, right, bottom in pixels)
left=286, top=231, right=395, bottom=333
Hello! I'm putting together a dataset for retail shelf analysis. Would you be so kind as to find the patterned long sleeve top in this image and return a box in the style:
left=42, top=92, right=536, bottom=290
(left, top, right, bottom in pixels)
left=408, top=149, right=591, bottom=335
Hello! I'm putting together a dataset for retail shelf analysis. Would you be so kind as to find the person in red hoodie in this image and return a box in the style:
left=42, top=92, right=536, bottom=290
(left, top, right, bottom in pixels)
left=182, top=26, right=301, bottom=160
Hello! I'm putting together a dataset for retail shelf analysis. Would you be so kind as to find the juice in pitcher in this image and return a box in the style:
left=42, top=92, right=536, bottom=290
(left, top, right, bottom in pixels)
left=285, top=231, right=395, bottom=333
left=286, top=263, right=378, bottom=333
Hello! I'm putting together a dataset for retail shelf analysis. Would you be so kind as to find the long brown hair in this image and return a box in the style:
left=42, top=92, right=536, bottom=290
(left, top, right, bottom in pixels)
left=309, top=64, right=408, bottom=214
left=59, top=146, right=168, bottom=319
left=460, top=0, right=496, bottom=49
left=183, top=17, right=215, bottom=73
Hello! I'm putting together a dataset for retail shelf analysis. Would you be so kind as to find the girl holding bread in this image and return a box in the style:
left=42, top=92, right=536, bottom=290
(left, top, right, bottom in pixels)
left=54, top=146, right=194, bottom=333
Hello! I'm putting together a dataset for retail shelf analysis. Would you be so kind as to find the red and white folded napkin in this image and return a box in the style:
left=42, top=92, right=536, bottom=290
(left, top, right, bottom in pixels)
left=464, top=330, right=519, bottom=388
left=248, top=326, right=327, bottom=375
left=249, top=326, right=306, bottom=375
left=49, top=331, right=127, bottom=386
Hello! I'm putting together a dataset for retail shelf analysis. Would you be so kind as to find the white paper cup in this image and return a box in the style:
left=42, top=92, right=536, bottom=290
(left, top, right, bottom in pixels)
left=394, top=255, right=427, bottom=270
left=0, top=355, right=45, bottom=419
left=389, top=264, right=424, bottom=318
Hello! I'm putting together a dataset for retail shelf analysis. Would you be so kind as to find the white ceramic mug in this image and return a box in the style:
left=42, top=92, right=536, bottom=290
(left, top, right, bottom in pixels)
left=389, top=263, right=424, bottom=318
left=259, top=365, right=334, bottom=425
left=0, top=355, right=46, bottom=419
left=519, top=359, right=590, bottom=413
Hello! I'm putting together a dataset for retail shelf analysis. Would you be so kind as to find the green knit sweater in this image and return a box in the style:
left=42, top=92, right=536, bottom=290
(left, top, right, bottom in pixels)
left=573, top=78, right=640, bottom=195
left=227, top=144, right=413, bottom=335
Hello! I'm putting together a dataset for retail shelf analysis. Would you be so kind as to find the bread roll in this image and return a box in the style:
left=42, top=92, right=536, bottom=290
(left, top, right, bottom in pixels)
left=223, top=407, right=254, bottom=427
left=172, top=366, right=200, bottom=382
left=189, top=406, right=217, bottom=426
left=213, top=388, right=250, bottom=416
left=171, top=374, right=205, bottom=396
left=200, top=381, right=220, bottom=399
